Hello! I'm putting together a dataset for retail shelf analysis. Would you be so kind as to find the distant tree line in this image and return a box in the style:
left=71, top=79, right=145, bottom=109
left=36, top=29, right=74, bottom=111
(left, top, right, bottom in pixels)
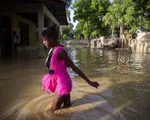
left=61, top=0, right=150, bottom=40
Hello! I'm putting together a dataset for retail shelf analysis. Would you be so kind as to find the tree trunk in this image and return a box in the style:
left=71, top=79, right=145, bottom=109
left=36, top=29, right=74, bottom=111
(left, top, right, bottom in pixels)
left=120, top=23, right=124, bottom=39
left=87, top=20, right=91, bottom=47
left=120, top=22, right=124, bottom=48
left=111, top=26, right=114, bottom=37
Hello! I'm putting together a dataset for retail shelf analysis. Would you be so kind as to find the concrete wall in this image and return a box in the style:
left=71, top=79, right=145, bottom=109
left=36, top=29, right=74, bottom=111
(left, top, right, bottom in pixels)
left=136, top=32, right=150, bottom=41
left=130, top=32, right=150, bottom=53
left=29, top=23, right=37, bottom=46
left=91, top=37, right=110, bottom=48
left=12, top=13, right=36, bottom=46
left=91, top=38, right=102, bottom=48
left=2, top=12, right=36, bottom=46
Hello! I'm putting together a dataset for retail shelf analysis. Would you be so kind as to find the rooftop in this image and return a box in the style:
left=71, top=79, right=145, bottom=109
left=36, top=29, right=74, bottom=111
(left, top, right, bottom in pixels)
left=0, top=0, right=67, bottom=25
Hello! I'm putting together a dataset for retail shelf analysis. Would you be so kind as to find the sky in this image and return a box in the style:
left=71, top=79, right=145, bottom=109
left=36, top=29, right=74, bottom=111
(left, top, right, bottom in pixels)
left=69, top=0, right=113, bottom=29
left=69, top=0, right=78, bottom=29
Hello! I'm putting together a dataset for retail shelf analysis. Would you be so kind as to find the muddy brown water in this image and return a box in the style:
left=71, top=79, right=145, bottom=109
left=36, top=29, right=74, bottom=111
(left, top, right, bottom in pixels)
left=0, top=47, right=150, bottom=120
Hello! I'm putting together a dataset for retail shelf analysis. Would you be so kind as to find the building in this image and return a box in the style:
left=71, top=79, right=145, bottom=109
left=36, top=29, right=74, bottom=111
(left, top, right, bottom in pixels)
left=0, top=0, right=67, bottom=57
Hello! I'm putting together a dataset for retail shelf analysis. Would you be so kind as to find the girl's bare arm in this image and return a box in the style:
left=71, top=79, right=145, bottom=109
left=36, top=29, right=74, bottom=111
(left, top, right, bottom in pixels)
left=59, top=50, right=100, bottom=88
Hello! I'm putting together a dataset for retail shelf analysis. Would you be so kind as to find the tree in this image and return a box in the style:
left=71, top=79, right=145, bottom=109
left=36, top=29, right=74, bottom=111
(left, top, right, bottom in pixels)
left=103, top=0, right=136, bottom=39
left=60, top=0, right=74, bottom=41
left=103, top=11, right=117, bottom=37
left=73, top=0, right=110, bottom=40
left=66, top=10, right=71, bottom=22
left=73, top=0, right=92, bottom=40
left=133, top=0, right=150, bottom=31
left=60, top=23, right=74, bottom=40
left=90, top=0, right=110, bottom=36
left=65, top=0, right=72, bottom=9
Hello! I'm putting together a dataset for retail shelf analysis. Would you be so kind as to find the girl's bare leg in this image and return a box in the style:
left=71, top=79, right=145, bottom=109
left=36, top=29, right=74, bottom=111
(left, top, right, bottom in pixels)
left=49, top=93, right=71, bottom=114
left=50, top=93, right=63, bottom=113
left=63, top=94, right=71, bottom=108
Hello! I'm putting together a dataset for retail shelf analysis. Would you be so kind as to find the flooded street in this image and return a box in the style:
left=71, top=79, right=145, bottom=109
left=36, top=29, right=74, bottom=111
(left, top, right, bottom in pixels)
left=0, top=46, right=150, bottom=120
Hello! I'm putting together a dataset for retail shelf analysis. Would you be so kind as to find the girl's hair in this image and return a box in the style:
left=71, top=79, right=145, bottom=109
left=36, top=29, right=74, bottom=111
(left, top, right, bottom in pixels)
left=41, top=25, right=58, bottom=43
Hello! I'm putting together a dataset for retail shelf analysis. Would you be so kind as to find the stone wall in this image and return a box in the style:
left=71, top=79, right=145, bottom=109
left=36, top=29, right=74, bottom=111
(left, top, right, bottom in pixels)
left=91, top=37, right=107, bottom=48
left=91, top=32, right=150, bottom=53
left=130, top=32, right=150, bottom=53
left=136, top=32, right=150, bottom=41
left=91, top=36, right=119, bottom=49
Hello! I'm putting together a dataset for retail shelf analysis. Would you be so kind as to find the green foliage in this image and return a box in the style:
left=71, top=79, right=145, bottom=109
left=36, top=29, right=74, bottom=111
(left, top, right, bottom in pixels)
left=134, top=0, right=150, bottom=19
left=103, top=0, right=136, bottom=38
left=133, top=0, right=150, bottom=31
left=66, top=10, right=71, bottom=21
left=73, top=0, right=150, bottom=39
left=74, top=21, right=84, bottom=39
left=73, top=0, right=92, bottom=22
left=65, top=0, right=72, bottom=9
left=60, top=7, right=73, bottom=40
left=60, top=23, right=74, bottom=40
left=73, top=0, right=110, bottom=39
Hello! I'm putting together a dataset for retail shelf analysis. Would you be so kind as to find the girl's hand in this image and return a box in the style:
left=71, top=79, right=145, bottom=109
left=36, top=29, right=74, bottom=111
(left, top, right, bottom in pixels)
left=89, top=81, right=100, bottom=88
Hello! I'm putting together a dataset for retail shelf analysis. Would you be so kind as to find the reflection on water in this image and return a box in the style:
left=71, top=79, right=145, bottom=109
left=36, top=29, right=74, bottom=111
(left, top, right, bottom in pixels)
left=0, top=47, right=150, bottom=120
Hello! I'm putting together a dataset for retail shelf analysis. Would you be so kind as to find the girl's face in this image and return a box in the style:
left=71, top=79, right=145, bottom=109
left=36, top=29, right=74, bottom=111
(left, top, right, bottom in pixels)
left=42, top=36, right=49, bottom=48
left=42, top=36, right=55, bottom=48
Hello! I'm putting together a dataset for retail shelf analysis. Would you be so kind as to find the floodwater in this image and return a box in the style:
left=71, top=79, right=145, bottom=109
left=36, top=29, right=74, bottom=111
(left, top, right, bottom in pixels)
left=0, top=46, right=150, bottom=120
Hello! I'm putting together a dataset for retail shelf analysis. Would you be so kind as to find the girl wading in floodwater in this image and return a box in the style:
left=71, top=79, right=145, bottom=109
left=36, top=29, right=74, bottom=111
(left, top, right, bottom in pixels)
left=41, top=26, right=100, bottom=114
